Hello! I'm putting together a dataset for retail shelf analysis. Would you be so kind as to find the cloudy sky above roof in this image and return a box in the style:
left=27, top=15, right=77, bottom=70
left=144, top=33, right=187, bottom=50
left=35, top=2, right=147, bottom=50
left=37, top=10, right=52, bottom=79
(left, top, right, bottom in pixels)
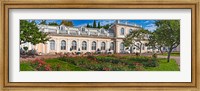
left=34, top=20, right=157, bottom=31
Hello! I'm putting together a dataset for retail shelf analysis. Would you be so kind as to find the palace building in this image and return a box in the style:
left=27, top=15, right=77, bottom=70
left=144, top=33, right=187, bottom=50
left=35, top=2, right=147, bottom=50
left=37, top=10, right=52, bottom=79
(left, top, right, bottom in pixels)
left=20, top=20, right=179, bottom=54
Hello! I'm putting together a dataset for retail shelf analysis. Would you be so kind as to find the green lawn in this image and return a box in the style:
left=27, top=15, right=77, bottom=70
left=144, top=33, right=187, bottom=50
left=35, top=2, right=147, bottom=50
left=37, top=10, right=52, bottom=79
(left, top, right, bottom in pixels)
left=45, top=59, right=88, bottom=71
left=20, top=62, right=34, bottom=71
left=144, top=59, right=179, bottom=71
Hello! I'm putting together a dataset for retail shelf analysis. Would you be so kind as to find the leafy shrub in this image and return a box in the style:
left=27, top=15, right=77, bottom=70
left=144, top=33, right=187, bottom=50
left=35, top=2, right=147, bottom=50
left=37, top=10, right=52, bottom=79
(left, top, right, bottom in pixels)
left=31, top=58, right=52, bottom=71
left=54, top=55, right=158, bottom=71
left=95, top=56, right=121, bottom=64
left=129, top=56, right=159, bottom=67
left=152, top=53, right=157, bottom=58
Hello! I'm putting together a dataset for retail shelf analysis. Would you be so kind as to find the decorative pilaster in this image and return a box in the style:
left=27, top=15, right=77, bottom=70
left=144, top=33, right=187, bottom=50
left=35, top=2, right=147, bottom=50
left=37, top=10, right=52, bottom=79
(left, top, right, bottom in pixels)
left=106, top=41, right=110, bottom=50
left=87, top=40, right=91, bottom=52
left=96, top=40, right=100, bottom=50
left=116, top=40, right=120, bottom=53
left=56, top=38, right=60, bottom=53
left=77, top=39, right=80, bottom=51
left=67, top=39, right=71, bottom=52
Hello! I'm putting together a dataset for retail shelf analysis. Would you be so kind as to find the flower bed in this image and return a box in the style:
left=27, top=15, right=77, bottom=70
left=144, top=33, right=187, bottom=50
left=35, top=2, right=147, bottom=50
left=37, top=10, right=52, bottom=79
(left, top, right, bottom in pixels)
left=20, top=54, right=178, bottom=71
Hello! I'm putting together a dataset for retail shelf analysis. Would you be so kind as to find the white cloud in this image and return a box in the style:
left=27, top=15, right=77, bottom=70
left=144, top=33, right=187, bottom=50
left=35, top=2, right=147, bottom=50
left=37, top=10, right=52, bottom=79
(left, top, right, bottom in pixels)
left=144, top=23, right=157, bottom=31
left=76, top=23, right=89, bottom=27
left=98, top=20, right=115, bottom=26
left=75, top=20, right=115, bottom=27
left=144, top=20, right=150, bottom=23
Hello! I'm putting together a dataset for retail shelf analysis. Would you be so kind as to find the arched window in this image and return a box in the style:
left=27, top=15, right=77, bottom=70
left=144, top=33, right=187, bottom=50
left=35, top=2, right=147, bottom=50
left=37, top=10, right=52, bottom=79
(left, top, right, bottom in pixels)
left=50, top=40, right=55, bottom=50
left=91, top=41, right=96, bottom=50
left=101, top=42, right=106, bottom=50
left=129, top=29, right=133, bottom=34
left=82, top=41, right=87, bottom=50
left=61, top=40, right=66, bottom=50
left=120, top=28, right=125, bottom=35
left=120, top=43, right=124, bottom=51
left=72, top=40, right=77, bottom=50
left=110, top=42, right=114, bottom=50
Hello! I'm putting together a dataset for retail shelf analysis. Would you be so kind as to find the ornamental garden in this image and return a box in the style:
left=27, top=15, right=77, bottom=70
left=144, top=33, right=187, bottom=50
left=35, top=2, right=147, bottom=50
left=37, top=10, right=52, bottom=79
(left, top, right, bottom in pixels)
left=20, top=20, right=180, bottom=71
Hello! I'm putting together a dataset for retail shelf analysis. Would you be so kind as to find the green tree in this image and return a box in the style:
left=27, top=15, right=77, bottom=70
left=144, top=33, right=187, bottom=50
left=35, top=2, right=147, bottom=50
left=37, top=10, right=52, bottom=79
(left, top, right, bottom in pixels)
left=20, top=20, right=50, bottom=45
left=86, top=23, right=92, bottom=28
left=102, top=24, right=110, bottom=29
left=97, top=22, right=101, bottom=28
left=93, top=20, right=96, bottom=28
left=123, top=29, right=150, bottom=55
left=40, top=20, right=46, bottom=25
left=61, top=20, right=74, bottom=27
left=155, top=20, right=180, bottom=62
left=147, top=32, right=157, bottom=53
left=148, top=31, right=165, bottom=54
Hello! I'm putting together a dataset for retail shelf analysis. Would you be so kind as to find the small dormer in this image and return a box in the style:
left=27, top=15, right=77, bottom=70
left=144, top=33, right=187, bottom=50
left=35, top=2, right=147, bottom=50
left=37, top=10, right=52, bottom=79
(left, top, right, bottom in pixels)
left=100, top=28, right=105, bottom=34
left=60, top=25, right=65, bottom=31
left=81, top=27, right=87, bottom=32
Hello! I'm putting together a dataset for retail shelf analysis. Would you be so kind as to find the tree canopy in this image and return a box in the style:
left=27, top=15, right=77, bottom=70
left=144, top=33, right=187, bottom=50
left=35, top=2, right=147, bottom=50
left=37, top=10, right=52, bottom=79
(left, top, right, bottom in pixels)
left=123, top=29, right=150, bottom=54
left=93, top=20, right=96, bottom=28
left=154, top=20, right=180, bottom=62
left=61, top=20, right=74, bottom=27
left=147, top=31, right=165, bottom=54
left=20, top=20, right=50, bottom=45
left=98, top=22, right=101, bottom=28
left=86, top=23, right=92, bottom=28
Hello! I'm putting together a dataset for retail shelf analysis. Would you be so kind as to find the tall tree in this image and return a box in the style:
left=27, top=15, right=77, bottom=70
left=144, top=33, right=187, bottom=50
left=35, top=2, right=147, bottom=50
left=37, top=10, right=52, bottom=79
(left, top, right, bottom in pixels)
left=61, top=20, right=74, bottom=27
left=86, top=23, right=92, bottom=28
left=123, top=29, right=150, bottom=55
left=20, top=20, right=50, bottom=45
left=148, top=31, right=165, bottom=54
left=97, top=22, right=101, bottom=28
left=93, top=20, right=96, bottom=28
left=155, top=20, right=180, bottom=62
left=147, top=32, right=157, bottom=53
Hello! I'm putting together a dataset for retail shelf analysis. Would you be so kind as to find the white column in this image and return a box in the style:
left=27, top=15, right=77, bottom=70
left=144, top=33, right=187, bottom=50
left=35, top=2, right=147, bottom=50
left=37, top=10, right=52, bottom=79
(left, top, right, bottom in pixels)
left=77, top=39, right=80, bottom=51
left=56, top=38, right=60, bottom=53
left=106, top=41, right=110, bottom=50
left=116, top=41, right=120, bottom=53
left=67, top=39, right=71, bottom=52
left=87, top=40, right=91, bottom=52
left=97, top=40, right=101, bottom=50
